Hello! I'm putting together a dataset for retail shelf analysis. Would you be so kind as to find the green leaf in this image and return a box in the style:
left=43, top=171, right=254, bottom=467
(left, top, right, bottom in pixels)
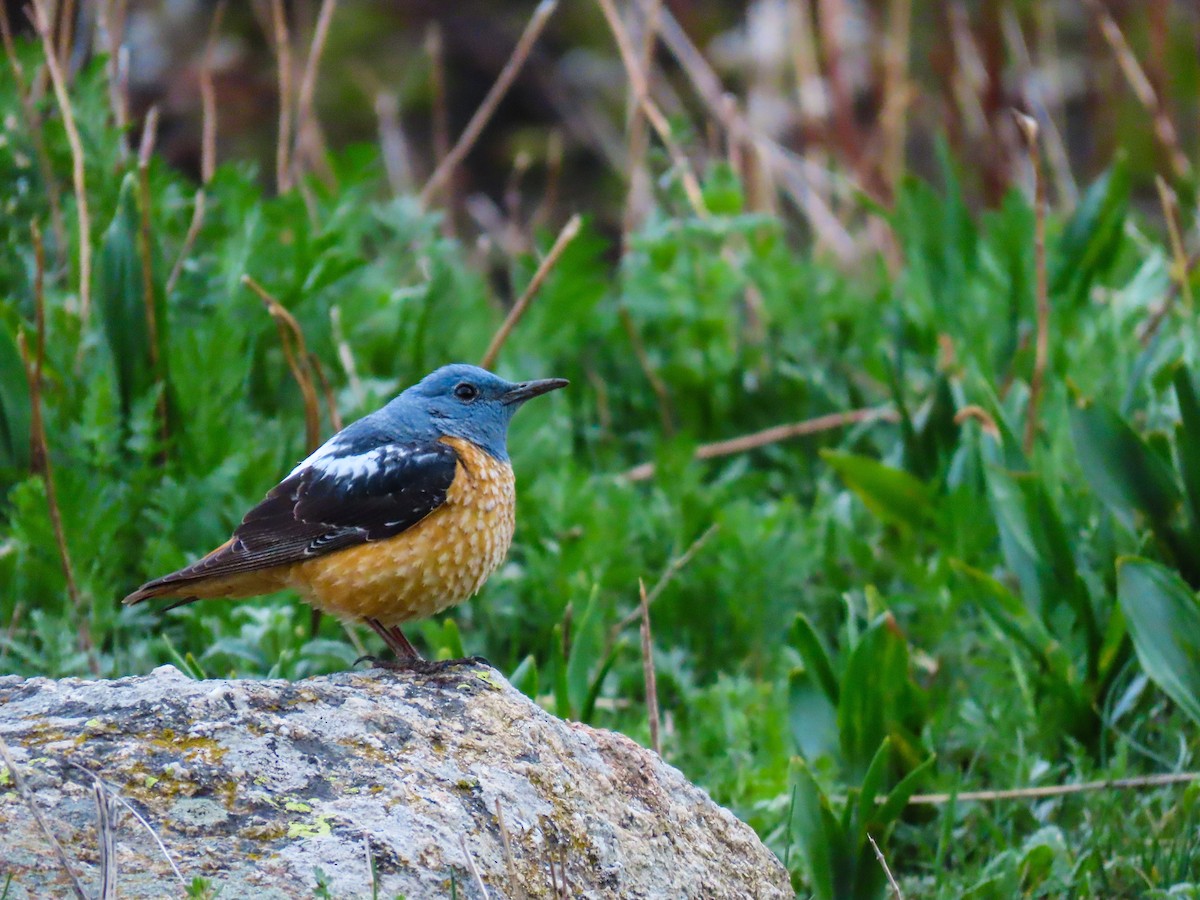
left=874, top=752, right=936, bottom=828
left=789, top=760, right=842, bottom=900
left=566, top=585, right=606, bottom=717
left=790, top=613, right=840, bottom=705
left=855, top=737, right=892, bottom=841
left=1172, top=366, right=1200, bottom=534
left=0, top=323, right=30, bottom=472
left=1116, top=557, right=1200, bottom=727
left=1069, top=393, right=1181, bottom=532
left=821, top=450, right=934, bottom=531
left=96, top=173, right=166, bottom=422
left=508, top=655, right=538, bottom=699
left=1050, top=162, right=1130, bottom=306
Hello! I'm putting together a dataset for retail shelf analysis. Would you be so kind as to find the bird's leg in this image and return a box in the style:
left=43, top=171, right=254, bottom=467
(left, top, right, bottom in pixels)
left=364, top=617, right=423, bottom=663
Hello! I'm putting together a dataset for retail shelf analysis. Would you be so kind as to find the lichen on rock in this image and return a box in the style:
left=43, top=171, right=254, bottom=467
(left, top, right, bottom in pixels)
left=0, top=663, right=791, bottom=899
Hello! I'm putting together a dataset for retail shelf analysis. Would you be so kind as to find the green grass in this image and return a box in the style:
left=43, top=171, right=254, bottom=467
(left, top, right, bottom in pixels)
left=4, top=37, right=1200, bottom=898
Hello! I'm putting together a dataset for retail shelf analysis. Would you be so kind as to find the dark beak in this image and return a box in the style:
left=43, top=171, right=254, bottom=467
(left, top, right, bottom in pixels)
left=502, top=377, right=569, bottom=405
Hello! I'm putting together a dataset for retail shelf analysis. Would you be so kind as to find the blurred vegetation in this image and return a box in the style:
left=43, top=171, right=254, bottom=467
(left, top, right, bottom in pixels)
left=6, top=0, right=1200, bottom=896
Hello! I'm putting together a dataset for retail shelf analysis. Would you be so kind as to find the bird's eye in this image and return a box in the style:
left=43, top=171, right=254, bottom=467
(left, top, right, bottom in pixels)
left=454, top=382, right=479, bottom=401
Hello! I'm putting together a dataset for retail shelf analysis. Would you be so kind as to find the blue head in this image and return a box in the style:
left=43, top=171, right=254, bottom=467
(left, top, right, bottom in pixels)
left=382, top=364, right=567, bottom=461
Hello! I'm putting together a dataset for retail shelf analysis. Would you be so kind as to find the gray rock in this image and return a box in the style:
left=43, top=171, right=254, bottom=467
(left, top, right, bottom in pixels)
left=0, top=663, right=791, bottom=899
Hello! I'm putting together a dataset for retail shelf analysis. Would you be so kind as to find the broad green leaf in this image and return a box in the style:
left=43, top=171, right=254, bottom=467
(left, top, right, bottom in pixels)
left=788, top=668, right=839, bottom=762
left=821, top=450, right=934, bottom=531
left=566, top=585, right=605, bottom=717
left=1116, top=557, right=1200, bottom=727
left=1069, top=393, right=1181, bottom=531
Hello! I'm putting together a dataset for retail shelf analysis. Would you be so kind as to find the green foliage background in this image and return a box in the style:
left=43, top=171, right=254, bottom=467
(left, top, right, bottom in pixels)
left=5, top=37, right=1200, bottom=899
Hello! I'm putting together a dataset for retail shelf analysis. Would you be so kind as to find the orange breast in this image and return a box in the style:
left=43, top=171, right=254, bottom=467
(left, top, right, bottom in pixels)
left=289, top=437, right=516, bottom=625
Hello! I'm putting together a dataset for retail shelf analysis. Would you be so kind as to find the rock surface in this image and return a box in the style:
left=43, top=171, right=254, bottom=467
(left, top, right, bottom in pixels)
left=0, top=663, right=790, bottom=899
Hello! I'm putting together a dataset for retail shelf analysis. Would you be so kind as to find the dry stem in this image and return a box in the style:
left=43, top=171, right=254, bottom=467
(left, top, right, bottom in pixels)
left=30, top=0, right=92, bottom=327
left=136, top=107, right=170, bottom=450
left=1014, top=111, right=1048, bottom=454
left=242, top=275, right=322, bottom=451
left=618, top=307, right=675, bottom=436
left=292, top=0, right=337, bottom=184
left=638, top=579, right=662, bottom=756
left=1086, top=0, right=1190, bottom=179
left=269, top=0, right=293, bottom=193
left=907, top=771, right=1200, bottom=805
left=420, top=0, right=559, bottom=207
left=0, top=3, right=66, bottom=255
left=200, top=0, right=226, bottom=184
left=594, top=0, right=708, bottom=219
left=624, top=407, right=896, bottom=482
left=479, top=213, right=582, bottom=370
left=495, top=799, right=525, bottom=900
left=1155, top=175, right=1193, bottom=311
left=0, top=739, right=89, bottom=900
left=614, top=524, right=719, bottom=633
left=458, top=834, right=490, bottom=900
left=868, top=833, right=904, bottom=900
left=20, top=222, right=97, bottom=673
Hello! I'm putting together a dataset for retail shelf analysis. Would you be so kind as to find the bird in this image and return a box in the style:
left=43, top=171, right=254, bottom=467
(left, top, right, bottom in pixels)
left=123, top=363, right=567, bottom=663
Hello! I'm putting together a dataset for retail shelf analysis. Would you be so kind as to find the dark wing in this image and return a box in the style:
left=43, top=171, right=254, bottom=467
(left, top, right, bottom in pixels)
left=124, top=440, right=459, bottom=601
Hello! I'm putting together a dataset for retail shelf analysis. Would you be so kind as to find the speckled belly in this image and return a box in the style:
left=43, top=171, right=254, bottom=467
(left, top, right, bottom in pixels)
left=290, top=438, right=516, bottom=625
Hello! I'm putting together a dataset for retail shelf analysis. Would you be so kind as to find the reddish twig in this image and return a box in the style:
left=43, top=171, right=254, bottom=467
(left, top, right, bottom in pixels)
left=624, top=407, right=896, bottom=482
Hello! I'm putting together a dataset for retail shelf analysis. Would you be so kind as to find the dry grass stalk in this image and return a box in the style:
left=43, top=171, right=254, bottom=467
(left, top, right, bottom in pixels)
left=613, top=523, right=719, bottom=634
left=292, top=0, right=338, bottom=185
left=307, top=351, right=343, bottom=432
left=98, top=0, right=130, bottom=147
left=420, top=0, right=559, bottom=208
left=92, top=778, right=118, bottom=900
left=20, top=222, right=97, bottom=673
left=0, top=738, right=90, bottom=900
left=494, top=799, right=525, bottom=900
left=648, top=2, right=855, bottom=260
left=879, top=0, right=912, bottom=199
left=136, top=107, right=171, bottom=450
left=638, top=579, right=662, bottom=756
left=1141, top=248, right=1200, bottom=346
left=0, top=3, right=66, bottom=256
left=617, top=307, right=675, bottom=436
left=167, top=2, right=224, bottom=295
left=330, top=305, right=364, bottom=408
left=200, top=0, right=225, bottom=185
left=375, top=91, right=413, bottom=195
left=624, top=406, right=896, bottom=482
left=621, top=0, right=664, bottom=244
left=868, top=833, right=904, bottom=900
left=1086, top=0, right=1190, bottom=180
left=479, top=213, right=582, bottom=370
left=907, top=771, right=1200, bottom=805
left=1013, top=111, right=1048, bottom=454
left=594, top=0, right=708, bottom=220
left=1155, top=175, right=1193, bottom=311
left=424, top=22, right=455, bottom=234
left=66, top=762, right=189, bottom=890
left=29, top=0, right=92, bottom=329
left=953, top=405, right=1000, bottom=438
left=458, top=834, right=491, bottom=899
left=269, top=0, right=293, bottom=193
left=242, top=275, right=322, bottom=452
left=1000, top=8, right=1076, bottom=210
